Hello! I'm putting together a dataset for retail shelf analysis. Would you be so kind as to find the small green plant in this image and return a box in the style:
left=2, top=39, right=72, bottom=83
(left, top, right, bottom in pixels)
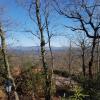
left=69, top=86, right=88, bottom=100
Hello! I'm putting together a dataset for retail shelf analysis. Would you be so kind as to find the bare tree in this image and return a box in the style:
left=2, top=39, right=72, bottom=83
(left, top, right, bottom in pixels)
left=74, top=33, right=91, bottom=77
left=68, top=40, right=72, bottom=75
left=97, top=37, right=100, bottom=73
left=44, top=1, right=54, bottom=98
left=0, top=6, right=19, bottom=100
left=0, top=25, right=19, bottom=100
left=35, top=0, right=51, bottom=99
left=16, top=0, right=55, bottom=99
left=54, top=0, right=100, bottom=79
left=64, top=39, right=73, bottom=75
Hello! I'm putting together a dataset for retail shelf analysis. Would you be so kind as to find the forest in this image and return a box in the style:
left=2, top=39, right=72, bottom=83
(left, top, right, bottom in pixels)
left=0, top=0, right=100, bottom=100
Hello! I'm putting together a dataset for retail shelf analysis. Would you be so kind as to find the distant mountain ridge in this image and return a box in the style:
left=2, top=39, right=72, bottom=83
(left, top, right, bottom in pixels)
left=7, top=46, right=67, bottom=55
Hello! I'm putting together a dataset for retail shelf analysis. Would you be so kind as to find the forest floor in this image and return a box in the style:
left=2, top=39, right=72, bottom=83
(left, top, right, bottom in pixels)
left=0, top=74, right=79, bottom=100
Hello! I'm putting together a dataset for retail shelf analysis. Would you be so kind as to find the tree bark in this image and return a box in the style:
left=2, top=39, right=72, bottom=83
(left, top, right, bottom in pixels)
left=88, top=38, right=96, bottom=79
left=81, top=41, right=86, bottom=77
left=0, top=27, right=19, bottom=100
left=35, top=0, right=51, bottom=99
left=82, top=52, right=86, bottom=77
left=97, top=37, right=100, bottom=74
left=68, top=40, right=72, bottom=75
left=45, top=12, right=54, bottom=98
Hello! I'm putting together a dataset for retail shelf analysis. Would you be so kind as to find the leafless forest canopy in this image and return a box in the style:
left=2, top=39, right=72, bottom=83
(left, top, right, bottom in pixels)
left=0, top=0, right=100, bottom=100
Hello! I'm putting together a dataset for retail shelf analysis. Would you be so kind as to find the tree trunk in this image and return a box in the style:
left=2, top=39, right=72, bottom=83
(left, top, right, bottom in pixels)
left=68, top=40, right=72, bottom=75
left=88, top=38, right=96, bottom=79
left=0, top=28, right=19, bottom=100
left=82, top=48, right=86, bottom=77
left=97, top=37, right=100, bottom=74
left=35, top=0, right=51, bottom=99
left=45, top=13, right=54, bottom=98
